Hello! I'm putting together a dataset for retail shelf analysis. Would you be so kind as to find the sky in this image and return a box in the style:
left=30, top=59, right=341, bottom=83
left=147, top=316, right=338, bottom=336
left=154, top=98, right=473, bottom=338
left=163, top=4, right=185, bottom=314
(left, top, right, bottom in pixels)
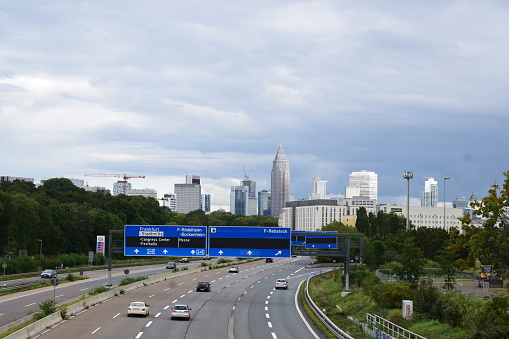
left=1, top=1, right=509, bottom=211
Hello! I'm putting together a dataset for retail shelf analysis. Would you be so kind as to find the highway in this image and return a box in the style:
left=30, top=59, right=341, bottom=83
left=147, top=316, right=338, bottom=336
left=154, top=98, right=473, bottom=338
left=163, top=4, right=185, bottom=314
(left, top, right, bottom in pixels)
left=0, top=260, right=210, bottom=327
left=21, top=257, right=328, bottom=339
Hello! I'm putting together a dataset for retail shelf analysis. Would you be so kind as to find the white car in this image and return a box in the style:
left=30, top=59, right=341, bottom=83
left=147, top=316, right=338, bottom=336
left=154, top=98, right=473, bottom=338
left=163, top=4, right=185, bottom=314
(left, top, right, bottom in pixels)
left=171, top=304, right=192, bottom=320
left=228, top=265, right=239, bottom=273
left=275, top=278, right=288, bottom=289
left=127, top=301, right=149, bottom=317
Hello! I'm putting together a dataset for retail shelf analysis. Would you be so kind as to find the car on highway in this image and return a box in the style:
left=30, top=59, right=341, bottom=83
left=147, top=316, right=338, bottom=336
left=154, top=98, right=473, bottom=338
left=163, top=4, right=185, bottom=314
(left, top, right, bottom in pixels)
left=196, top=281, right=211, bottom=292
left=266, top=258, right=273, bottom=263
left=228, top=265, right=239, bottom=273
left=40, top=269, right=56, bottom=279
left=179, top=258, right=189, bottom=263
left=166, top=262, right=176, bottom=269
left=171, top=304, right=192, bottom=320
left=127, top=301, right=150, bottom=317
left=275, top=278, right=288, bottom=289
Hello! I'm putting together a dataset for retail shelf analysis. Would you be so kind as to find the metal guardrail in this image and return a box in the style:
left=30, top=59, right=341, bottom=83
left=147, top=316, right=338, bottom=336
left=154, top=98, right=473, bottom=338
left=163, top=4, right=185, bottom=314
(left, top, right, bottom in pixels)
left=305, top=274, right=354, bottom=339
left=366, top=313, right=426, bottom=339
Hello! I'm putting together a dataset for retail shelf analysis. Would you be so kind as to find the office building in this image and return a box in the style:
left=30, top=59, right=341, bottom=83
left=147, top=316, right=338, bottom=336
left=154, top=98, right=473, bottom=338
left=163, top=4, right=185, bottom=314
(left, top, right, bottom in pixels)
left=346, top=170, right=378, bottom=199
left=280, top=198, right=377, bottom=231
left=186, top=175, right=201, bottom=184
left=230, top=185, right=249, bottom=215
left=202, top=194, right=211, bottom=213
left=175, top=176, right=202, bottom=213
left=258, top=190, right=271, bottom=216
left=113, top=181, right=131, bottom=196
left=1, top=176, right=34, bottom=183
left=309, top=177, right=327, bottom=200
left=126, top=188, right=157, bottom=199
left=271, top=145, right=290, bottom=218
left=241, top=175, right=257, bottom=215
left=378, top=204, right=463, bottom=231
left=421, top=177, right=438, bottom=207
left=160, top=193, right=176, bottom=211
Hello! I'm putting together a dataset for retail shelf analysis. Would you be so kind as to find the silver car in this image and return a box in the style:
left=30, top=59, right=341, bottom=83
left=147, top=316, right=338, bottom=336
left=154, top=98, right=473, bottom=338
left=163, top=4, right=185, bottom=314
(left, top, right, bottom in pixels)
left=275, top=278, right=288, bottom=289
left=171, top=304, right=192, bottom=320
left=228, top=265, right=239, bottom=273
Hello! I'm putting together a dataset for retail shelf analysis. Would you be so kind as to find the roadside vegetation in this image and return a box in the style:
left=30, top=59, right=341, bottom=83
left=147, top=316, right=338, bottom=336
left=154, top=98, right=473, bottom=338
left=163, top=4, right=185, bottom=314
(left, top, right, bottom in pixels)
left=306, top=170, right=509, bottom=339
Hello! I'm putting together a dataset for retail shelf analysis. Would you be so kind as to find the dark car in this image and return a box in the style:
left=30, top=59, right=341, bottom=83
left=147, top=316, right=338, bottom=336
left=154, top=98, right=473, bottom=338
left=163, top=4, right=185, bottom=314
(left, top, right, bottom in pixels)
left=266, top=258, right=273, bottom=263
left=166, top=262, right=176, bottom=269
left=196, top=281, right=211, bottom=292
left=40, top=269, right=56, bottom=279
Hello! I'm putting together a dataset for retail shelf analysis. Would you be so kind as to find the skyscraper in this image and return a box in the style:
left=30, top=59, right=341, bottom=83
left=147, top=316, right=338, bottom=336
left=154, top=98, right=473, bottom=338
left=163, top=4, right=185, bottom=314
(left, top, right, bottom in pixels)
left=347, top=170, right=378, bottom=200
left=258, top=190, right=271, bottom=216
left=175, top=175, right=202, bottom=213
left=241, top=174, right=257, bottom=216
left=309, top=177, right=327, bottom=200
left=421, top=177, right=438, bottom=207
left=230, top=185, right=249, bottom=215
left=271, top=145, right=290, bottom=218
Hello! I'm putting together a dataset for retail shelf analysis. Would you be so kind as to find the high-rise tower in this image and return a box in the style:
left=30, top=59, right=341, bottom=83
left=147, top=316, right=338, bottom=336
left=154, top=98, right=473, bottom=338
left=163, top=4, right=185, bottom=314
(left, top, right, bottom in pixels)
left=271, top=145, right=290, bottom=218
left=421, top=177, right=438, bottom=207
left=347, top=170, right=378, bottom=200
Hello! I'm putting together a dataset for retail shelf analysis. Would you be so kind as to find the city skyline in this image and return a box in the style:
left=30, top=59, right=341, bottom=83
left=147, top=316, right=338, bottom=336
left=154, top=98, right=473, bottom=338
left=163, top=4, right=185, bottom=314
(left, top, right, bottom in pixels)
left=1, top=1, right=508, bottom=211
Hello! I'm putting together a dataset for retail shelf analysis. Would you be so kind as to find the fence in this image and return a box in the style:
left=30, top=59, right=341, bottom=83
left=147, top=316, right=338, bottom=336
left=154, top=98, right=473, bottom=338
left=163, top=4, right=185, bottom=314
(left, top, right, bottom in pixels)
left=366, top=313, right=426, bottom=339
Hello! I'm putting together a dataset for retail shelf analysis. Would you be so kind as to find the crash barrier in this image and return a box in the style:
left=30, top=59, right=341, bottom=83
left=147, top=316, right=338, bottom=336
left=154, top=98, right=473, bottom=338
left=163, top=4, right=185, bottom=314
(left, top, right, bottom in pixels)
left=305, top=274, right=354, bottom=339
left=3, top=266, right=204, bottom=339
left=366, top=313, right=426, bottom=339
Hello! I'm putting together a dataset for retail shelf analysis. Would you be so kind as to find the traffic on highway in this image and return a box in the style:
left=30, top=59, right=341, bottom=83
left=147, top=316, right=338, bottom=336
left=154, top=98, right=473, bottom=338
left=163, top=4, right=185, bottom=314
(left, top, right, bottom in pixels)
left=1, top=257, right=328, bottom=339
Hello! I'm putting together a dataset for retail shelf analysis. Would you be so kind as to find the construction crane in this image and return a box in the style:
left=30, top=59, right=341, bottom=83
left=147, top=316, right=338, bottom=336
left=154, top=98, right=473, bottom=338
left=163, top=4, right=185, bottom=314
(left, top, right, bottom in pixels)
left=85, top=174, right=145, bottom=195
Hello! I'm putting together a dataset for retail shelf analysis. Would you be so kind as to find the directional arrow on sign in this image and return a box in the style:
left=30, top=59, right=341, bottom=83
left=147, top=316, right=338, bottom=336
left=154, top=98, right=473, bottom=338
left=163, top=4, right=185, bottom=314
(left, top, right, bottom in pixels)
left=134, top=249, right=139, bottom=254
left=218, top=250, right=224, bottom=255
left=163, top=249, right=168, bottom=254
left=247, top=250, right=252, bottom=255
left=275, top=251, right=282, bottom=256
left=190, top=250, right=196, bottom=255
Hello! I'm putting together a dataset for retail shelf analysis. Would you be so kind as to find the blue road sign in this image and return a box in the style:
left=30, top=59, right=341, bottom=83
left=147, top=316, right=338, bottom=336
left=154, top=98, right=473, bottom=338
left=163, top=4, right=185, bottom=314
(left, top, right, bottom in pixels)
left=209, top=226, right=291, bottom=258
left=291, top=231, right=306, bottom=246
left=305, top=231, right=338, bottom=249
left=124, top=225, right=207, bottom=256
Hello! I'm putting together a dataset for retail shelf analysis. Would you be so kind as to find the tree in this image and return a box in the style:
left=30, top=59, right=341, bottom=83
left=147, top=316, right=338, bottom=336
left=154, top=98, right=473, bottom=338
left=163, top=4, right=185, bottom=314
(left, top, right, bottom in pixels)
left=396, top=237, right=425, bottom=285
left=460, top=170, right=509, bottom=270
left=355, top=207, right=370, bottom=236
left=0, top=191, right=16, bottom=254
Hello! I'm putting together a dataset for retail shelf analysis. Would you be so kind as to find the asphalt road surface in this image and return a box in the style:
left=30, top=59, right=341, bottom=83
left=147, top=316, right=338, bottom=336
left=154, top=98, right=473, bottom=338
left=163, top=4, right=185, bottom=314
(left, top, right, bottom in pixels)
left=25, top=257, right=328, bottom=339
left=0, top=260, right=211, bottom=328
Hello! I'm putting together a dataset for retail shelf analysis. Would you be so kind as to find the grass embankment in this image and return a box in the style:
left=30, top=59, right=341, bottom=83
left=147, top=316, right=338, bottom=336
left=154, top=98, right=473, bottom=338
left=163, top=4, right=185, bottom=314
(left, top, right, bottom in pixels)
left=306, top=270, right=470, bottom=339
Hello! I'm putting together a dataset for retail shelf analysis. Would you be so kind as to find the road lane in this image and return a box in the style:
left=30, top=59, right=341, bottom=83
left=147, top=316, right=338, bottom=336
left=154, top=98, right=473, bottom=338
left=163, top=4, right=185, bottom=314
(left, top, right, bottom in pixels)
left=27, top=257, right=328, bottom=339
left=0, top=260, right=208, bottom=327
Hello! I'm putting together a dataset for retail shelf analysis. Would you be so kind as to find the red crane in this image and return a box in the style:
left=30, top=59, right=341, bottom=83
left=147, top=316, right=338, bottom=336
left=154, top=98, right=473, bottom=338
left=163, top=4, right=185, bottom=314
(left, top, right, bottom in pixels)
left=85, top=174, right=145, bottom=180
left=85, top=174, right=146, bottom=195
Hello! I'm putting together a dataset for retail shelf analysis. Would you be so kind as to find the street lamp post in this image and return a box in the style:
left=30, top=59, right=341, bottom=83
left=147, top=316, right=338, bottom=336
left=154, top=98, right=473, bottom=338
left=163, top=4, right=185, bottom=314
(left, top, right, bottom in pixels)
left=403, top=171, right=414, bottom=231
left=443, top=177, right=450, bottom=230
left=37, top=239, right=42, bottom=257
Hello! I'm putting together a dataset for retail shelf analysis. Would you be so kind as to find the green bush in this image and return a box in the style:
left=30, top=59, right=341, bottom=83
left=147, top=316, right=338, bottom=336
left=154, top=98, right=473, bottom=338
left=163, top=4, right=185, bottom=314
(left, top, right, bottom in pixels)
left=66, top=273, right=76, bottom=281
left=38, top=299, right=57, bottom=318
left=89, top=286, right=110, bottom=295
left=92, top=253, right=106, bottom=265
left=371, top=282, right=413, bottom=309
left=59, top=254, right=75, bottom=268
left=119, top=275, right=148, bottom=286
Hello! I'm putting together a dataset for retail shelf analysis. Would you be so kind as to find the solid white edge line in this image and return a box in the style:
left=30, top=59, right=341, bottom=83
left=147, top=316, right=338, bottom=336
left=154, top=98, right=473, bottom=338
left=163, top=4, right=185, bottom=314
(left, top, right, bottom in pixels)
left=295, top=280, right=320, bottom=339
left=91, top=327, right=101, bottom=334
